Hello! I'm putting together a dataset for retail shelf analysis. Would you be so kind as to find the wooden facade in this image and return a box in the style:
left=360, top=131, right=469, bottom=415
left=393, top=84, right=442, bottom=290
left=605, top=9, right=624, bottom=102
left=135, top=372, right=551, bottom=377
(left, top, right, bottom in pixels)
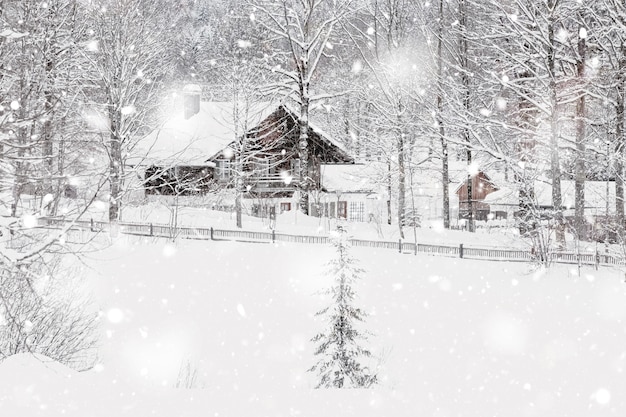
left=210, top=105, right=352, bottom=198
left=456, top=171, right=499, bottom=221
left=145, top=105, right=353, bottom=199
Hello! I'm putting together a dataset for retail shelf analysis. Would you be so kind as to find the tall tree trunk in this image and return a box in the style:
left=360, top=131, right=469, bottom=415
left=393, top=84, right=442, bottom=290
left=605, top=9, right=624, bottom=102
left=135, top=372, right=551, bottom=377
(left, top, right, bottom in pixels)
left=232, top=90, right=244, bottom=229
left=43, top=55, right=55, bottom=209
left=547, top=2, right=564, bottom=247
left=11, top=126, right=26, bottom=218
left=42, top=4, right=56, bottom=198
left=297, top=4, right=312, bottom=216
left=235, top=163, right=243, bottom=228
left=616, top=44, right=625, bottom=235
left=108, top=105, right=123, bottom=222
left=397, top=113, right=405, bottom=239
left=387, top=160, right=392, bottom=225
left=516, top=67, right=536, bottom=235
left=438, top=0, right=450, bottom=229
left=235, top=148, right=243, bottom=228
left=52, top=135, right=65, bottom=216
left=11, top=41, right=28, bottom=218
left=298, top=79, right=310, bottom=215
left=459, top=0, right=473, bottom=232
left=574, top=19, right=586, bottom=240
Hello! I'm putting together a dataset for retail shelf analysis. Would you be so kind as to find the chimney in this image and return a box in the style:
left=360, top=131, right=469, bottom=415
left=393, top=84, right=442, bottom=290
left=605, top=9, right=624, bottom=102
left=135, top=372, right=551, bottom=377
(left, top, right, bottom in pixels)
left=183, top=84, right=202, bottom=119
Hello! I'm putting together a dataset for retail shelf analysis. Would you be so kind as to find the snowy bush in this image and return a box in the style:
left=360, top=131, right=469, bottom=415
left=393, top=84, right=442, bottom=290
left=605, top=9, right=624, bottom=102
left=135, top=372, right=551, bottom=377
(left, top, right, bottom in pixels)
left=0, top=258, right=98, bottom=371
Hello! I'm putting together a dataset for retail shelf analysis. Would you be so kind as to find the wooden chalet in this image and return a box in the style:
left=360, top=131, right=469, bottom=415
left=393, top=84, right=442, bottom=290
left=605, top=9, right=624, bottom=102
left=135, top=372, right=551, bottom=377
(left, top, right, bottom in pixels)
left=210, top=104, right=353, bottom=199
left=455, top=171, right=500, bottom=221
left=133, top=88, right=354, bottom=215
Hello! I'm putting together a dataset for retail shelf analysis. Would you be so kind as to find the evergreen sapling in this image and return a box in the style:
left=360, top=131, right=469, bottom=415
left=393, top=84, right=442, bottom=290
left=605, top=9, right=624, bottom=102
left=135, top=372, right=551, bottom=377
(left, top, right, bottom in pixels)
left=309, top=226, right=377, bottom=388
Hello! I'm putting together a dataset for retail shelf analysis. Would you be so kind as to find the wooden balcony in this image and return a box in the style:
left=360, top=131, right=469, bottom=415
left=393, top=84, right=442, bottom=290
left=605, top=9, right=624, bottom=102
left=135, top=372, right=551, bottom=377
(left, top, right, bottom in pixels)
left=245, top=174, right=299, bottom=194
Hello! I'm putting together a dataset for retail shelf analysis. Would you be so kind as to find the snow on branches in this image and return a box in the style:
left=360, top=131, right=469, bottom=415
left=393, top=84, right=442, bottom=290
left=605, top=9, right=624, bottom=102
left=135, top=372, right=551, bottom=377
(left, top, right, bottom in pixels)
left=309, top=226, right=377, bottom=389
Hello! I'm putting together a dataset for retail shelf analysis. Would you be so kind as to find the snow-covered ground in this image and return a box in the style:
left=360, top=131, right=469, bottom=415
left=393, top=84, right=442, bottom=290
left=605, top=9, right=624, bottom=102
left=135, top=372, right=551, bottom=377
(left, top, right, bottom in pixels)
left=119, top=202, right=526, bottom=249
left=24, top=194, right=603, bottom=252
left=2, top=234, right=625, bottom=416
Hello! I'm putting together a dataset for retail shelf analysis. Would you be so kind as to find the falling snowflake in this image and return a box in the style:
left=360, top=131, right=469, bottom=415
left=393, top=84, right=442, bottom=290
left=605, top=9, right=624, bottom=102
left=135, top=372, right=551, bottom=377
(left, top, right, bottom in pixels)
left=106, top=308, right=124, bottom=323
left=237, top=39, right=252, bottom=49
left=592, top=388, right=611, bottom=405
left=22, top=214, right=37, bottom=229
left=496, top=97, right=507, bottom=110
left=22, top=320, right=34, bottom=334
left=162, top=244, right=176, bottom=258
left=468, top=161, right=480, bottom=177
left=121, top=105, right=136, bottom=115
left=86, top=39, right=99, bottom=52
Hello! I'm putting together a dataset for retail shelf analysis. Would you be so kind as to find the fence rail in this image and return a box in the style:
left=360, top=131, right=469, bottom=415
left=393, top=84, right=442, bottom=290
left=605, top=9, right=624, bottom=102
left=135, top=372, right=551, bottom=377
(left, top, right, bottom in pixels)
left=37, top=217, right=622, bottom=267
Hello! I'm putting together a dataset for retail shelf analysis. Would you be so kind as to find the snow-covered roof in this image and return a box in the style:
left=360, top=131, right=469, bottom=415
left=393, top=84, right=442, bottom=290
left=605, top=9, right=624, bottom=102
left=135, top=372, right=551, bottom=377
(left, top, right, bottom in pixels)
left=483, top=187, right=517, bottom=206
left=407, top=165, right=458, bottom=200
left=320, top=163, right=385, bottom=193
left=319, top=163, right=459, bottom=200
left=484, top=180, right=619, bottom=213
left=282, top=103, right=351, bottom=159
left=131, top=102, right=275, bottom=167
left=452, top=171, right=500, bottom=194
left=131, top=101, right=351, bottom=167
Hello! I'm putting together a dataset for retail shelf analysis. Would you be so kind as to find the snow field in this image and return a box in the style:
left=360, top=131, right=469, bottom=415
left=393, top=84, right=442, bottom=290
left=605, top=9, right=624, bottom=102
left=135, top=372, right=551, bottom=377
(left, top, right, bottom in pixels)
left=1, top=236, right=626, bottom=416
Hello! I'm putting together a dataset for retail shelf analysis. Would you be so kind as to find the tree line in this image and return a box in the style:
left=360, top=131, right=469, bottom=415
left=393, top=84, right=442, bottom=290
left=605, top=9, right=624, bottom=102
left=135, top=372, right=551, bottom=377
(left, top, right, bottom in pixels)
left=4, top=0, right=626, bottom=246
left=4, top=0, right=626, bottom=373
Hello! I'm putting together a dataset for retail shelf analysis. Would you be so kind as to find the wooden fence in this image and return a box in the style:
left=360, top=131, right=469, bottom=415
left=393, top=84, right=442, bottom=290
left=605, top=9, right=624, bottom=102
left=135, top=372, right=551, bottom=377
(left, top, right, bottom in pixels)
left=38, top=217, right=622, bottom=267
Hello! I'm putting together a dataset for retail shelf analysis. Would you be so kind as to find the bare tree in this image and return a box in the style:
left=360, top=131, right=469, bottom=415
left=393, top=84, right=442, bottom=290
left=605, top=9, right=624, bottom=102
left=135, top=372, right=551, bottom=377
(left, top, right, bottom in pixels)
left=80, top=0, right=174, bottom=222
left=344, top=0, right=427, bottom=238
left=0, top=258, right=98, bottom=371
left=251, top=0, right=355, bottom=214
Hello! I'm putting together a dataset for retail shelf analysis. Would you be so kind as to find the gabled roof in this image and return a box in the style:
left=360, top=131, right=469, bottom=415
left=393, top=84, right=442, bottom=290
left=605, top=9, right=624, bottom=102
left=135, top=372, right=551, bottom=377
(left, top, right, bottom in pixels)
left=453, top=170, right=499, bottom=194
left=320, top=163, right=385, bottom=193
left=280, top=104, right=351, bottom=161
left=484, top=180, right=619, bottom=213
left=132, top=101, right=275, bottom=167
left=131, top=102, right=352, bottom=167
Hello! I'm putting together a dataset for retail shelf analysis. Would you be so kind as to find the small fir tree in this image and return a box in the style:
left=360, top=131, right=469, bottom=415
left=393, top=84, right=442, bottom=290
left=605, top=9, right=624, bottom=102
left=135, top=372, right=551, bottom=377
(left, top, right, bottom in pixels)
left=309, top=227, right=377, bottom=388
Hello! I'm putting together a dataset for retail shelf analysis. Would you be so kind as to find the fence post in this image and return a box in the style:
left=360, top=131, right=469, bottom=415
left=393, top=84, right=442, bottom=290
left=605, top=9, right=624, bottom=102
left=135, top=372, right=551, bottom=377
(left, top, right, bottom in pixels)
left=149, top=223, right=153, bottom=237
left=399, top=239, right=402, bottom=253
left=272, top=229, right=275, bottom=244
left=90, top=218, right=94, bottom=232
left=459, top=243, right=464, bottom=259
left=595, top=250, right=599, bottom=270
left=210, top=227, right=214, bottom=240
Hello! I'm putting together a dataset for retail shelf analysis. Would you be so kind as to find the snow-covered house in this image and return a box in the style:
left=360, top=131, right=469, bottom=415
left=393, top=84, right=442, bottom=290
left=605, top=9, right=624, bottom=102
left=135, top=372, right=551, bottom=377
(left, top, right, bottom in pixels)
left=130, top=87, right=368, bottom=218
left=317, top=163, right=386, bottom=222
left=130, top=87, right=276, bottom=198
left=454, top=170, right=500, bottom=221
left=484, top=179, right=619, bottom=223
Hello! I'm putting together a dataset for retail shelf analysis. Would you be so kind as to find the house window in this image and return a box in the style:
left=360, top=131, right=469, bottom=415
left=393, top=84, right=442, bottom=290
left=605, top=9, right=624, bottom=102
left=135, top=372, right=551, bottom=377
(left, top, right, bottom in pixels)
left=329, top=201, right=336, bottom=218
left=290, top=159, right=301, bottom=179
left=337, top=201, right=347, bottom=219
left=349, top=202, right=365, bottom=222
left=255, top=159, right=270, bottom=177
left=217, top=160, right=231, bottom=180
left=310, top=203, right=322, bottom=217
left=494, top=211, right=507, bottom=220
left=280, top=202, right=291, bottom=213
